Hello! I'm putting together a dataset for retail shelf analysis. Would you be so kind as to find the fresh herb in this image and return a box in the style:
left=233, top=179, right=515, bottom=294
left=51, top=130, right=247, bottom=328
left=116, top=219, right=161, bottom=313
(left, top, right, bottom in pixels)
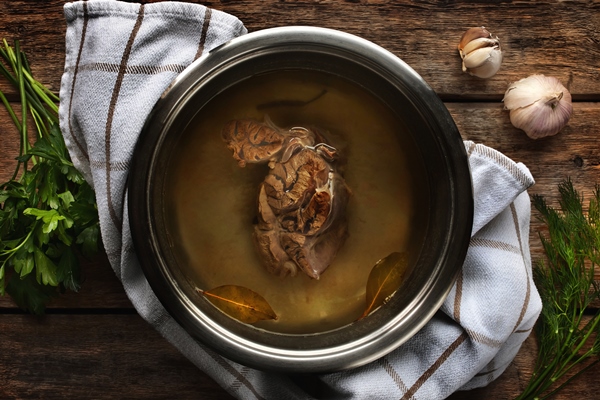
left=0, top=39, right=100, bottom=314
left=517, top=178, right=600, bottom=400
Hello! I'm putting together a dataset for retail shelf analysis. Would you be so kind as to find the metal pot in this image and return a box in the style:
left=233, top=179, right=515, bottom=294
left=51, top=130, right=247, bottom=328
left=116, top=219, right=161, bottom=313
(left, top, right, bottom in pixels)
left=128, top=26, right=473, bottom=373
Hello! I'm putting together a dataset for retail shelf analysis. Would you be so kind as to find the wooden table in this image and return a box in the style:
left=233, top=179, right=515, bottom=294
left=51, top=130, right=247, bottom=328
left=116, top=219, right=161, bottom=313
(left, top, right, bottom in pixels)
left=1, top=0, right=599, bottom=398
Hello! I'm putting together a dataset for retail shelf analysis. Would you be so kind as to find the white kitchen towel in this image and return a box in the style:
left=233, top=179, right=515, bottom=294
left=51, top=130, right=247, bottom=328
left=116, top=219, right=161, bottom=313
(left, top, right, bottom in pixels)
left=59, top=1, right=542, bottom=399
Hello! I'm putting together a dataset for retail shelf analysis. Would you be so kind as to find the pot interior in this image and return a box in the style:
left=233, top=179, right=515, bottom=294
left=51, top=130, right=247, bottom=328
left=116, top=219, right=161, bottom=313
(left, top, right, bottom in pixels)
left=164, top=68, right=429, bottom=334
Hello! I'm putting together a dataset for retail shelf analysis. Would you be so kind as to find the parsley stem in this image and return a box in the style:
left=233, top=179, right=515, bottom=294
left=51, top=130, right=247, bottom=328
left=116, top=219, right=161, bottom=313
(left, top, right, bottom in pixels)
left=0, top=88, right=25, bottom=183
left=0, top=89, right=21, bottom=129
left=0, top=222, right=37, bottom=268
left=14, top=41, right=29, bottom=177
left=1, top=39, right=18, bottom=78
left=0, top=52, right=57, bottom=134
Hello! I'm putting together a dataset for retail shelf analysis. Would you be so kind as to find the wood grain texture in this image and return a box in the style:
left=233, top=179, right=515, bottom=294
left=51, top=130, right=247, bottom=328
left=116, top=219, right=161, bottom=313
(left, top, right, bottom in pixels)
left=0, top=314, right=598, bottom=400
left=0, top=315, right=234, bottom=399
left=0, top=1, right=598, bottom=98
left=1, top=0, right=600, bottom=399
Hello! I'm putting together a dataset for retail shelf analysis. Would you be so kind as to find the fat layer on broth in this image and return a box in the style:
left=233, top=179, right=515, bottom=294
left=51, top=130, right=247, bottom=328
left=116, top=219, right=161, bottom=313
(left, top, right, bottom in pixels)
left=169, top=70, right=427, bottom=334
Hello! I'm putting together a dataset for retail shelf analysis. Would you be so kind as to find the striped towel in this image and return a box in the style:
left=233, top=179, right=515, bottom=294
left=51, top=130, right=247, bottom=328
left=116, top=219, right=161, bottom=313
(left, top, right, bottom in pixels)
left=59, top=1, right=542, bottom=399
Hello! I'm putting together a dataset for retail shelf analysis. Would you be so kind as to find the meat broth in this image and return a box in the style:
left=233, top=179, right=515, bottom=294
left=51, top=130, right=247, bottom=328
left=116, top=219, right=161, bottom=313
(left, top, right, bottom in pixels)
left=168, top=70, right=429, bottom=334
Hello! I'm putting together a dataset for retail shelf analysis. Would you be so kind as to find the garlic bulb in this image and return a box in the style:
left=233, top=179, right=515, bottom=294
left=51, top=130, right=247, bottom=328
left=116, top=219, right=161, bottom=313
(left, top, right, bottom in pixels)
left=503, top=75, right=573, bottom=139
left=458, top=27, right=502, bottom=79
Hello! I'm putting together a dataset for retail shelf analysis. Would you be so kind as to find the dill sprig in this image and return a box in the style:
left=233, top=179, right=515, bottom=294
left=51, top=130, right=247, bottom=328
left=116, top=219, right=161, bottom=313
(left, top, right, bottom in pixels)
left=517, top=178, right=600, bottom=400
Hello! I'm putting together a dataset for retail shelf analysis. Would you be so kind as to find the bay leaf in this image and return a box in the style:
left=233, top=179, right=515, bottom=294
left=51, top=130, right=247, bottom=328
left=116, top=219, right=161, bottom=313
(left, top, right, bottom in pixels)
left=360, top=252, right=408, bottom=319
left=197, top=285, right=278, bottom=324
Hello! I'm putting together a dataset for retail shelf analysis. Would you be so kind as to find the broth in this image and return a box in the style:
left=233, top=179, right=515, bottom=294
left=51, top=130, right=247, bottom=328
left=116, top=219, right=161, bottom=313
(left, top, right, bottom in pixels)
left=168, top=70, right=428, bottom=334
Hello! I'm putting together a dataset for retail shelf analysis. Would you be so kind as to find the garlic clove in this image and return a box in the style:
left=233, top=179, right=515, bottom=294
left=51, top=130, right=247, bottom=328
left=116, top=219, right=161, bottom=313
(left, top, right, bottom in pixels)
left=462, top=46, right=502, bottom=78
left=461, top=37, right=499, bottom=58
left=462, top=46, right=495, bottom=69
left=503, top=74, right=573, bottom=139
left=467, top=47, right=502, bottom=79
left=458, top=26, right=502, bottom=79
left=458, top=27, right=492, bottom=54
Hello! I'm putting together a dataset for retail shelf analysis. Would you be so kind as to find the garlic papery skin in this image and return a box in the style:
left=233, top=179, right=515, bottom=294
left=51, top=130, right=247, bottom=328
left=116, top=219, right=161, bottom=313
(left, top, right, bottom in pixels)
left=502, top=75, right=573, bottom=139
left=458, top=27, right=502, bottom=79
left=458, top=27, right=492, bottom=57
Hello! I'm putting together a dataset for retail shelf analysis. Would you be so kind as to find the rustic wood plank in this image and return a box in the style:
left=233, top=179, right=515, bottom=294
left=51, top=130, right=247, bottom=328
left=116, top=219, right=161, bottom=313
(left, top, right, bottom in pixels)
left=0, top=313, right=599, bottom=399
left=225, top=0, right=600, bottom=99
left=0, top=314, right=234, bottom=399
left=0, top=0, right=598, bottom=99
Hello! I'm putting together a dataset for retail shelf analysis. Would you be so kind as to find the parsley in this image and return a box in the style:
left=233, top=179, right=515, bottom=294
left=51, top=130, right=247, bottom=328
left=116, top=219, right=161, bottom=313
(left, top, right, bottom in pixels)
left=0, top=39, right=100, bottom=314
left=517, top=179, right=600, bottom=399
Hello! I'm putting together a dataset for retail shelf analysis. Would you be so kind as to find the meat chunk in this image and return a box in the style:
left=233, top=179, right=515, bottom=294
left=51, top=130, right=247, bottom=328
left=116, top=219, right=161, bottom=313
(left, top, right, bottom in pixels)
left=221, top=118, right=285, bottom=167
left=222, top=117, right=349, bottom=279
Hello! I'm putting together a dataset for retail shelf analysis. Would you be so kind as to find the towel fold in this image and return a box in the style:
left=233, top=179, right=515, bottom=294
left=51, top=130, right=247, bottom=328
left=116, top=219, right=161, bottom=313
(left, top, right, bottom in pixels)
left=59, top=1, right=542, bottom=399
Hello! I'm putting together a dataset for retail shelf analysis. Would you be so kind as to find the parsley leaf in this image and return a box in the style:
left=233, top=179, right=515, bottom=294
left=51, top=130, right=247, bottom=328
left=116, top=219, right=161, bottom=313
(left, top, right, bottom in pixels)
left=0, top=39, right=100, bottom=313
